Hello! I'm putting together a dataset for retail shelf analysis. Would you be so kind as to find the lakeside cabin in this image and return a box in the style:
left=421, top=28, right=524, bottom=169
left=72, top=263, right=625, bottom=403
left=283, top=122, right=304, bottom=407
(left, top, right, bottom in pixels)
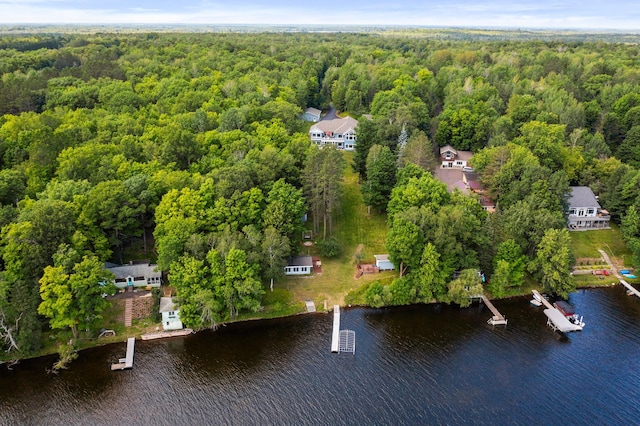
left=284, top=256, right=313, bottom=275
left=159, top=297, right=183, bottom=331
left=106, top=261, right=162, bottom=289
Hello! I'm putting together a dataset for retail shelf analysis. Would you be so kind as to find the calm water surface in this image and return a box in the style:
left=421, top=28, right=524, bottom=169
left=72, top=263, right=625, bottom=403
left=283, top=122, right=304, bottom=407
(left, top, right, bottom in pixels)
left=2, top=286, right=640, bottom=425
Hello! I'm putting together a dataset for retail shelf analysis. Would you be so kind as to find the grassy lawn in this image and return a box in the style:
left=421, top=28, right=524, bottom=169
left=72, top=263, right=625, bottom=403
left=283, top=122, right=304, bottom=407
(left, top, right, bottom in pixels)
left=569, top=223, right=633, bottom=268
left=273, top=151, right=394, bottom=311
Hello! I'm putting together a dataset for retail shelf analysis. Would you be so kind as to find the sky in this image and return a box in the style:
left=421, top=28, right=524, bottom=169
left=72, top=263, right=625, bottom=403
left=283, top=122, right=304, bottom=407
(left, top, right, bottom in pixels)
left=1, top=0, right=639, bottom=30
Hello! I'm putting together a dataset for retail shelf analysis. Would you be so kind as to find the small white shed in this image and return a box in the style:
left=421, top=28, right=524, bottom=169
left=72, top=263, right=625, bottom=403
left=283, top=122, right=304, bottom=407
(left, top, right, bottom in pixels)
left=374, top=254, right=395, bottom=271
left=159, top=297, right=183, bottom=331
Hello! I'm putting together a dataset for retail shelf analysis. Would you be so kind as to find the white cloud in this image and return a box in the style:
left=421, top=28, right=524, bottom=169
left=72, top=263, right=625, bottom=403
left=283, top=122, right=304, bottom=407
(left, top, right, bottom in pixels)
left=0, top=0, right=638, bottom=29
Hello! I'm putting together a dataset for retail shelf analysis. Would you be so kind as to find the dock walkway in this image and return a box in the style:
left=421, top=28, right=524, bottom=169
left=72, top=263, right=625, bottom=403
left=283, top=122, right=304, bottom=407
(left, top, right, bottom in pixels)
left=111, top=337, right=135, bottom=371
left=481, top=295, right=507, bottom=326
left=331, top=305, right=340, bottom=353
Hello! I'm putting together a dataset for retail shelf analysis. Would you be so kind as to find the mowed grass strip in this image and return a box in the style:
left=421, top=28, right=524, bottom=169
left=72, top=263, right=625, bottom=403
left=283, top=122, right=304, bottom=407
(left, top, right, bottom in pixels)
left=278, top=151, right=393, bottom=310
left=569, top=223, right=632, bottom=267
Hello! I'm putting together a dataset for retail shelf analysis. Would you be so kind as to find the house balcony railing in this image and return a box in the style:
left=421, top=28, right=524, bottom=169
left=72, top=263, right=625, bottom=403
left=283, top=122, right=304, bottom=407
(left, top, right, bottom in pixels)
left=568, top=213, right=611, bottom=222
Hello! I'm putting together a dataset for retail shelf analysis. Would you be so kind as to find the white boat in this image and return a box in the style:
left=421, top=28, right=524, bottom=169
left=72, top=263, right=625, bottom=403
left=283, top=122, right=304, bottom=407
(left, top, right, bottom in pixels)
left=530, top=299, right=543, bottom=307
left=554, top=301, right=586, bottom=329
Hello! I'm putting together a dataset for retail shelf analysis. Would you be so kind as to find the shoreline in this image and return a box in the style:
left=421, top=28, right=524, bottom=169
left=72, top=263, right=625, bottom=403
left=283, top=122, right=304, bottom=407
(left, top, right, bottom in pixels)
left=0, top=280, right=625, bottom=368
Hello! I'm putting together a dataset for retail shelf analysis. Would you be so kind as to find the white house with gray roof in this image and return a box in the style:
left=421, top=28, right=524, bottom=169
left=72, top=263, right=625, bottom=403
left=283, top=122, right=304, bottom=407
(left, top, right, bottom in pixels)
left=284, top=255, right=313, bottom=275
left=106, top=261, right=162, bottom=289
left=309, top=116, right=358, bottom=150
left=159, top=297, right=183, bottom=330
left=567, top=186, right=610, bottom=230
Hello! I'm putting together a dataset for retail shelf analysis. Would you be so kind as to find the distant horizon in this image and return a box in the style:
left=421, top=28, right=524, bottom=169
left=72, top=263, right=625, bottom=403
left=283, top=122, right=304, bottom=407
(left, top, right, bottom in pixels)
left=1, top=23, right=639, bottom=35
left=1, top=1, right=639, bottom=31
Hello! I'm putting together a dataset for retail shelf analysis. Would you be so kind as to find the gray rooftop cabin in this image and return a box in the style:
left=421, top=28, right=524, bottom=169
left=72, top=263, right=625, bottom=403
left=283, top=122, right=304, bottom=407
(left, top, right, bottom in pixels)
left=567, top=186, right=610, bottom=230
left=284, top=255, right=313, bottom=275
left=107, top=261, right=162, bottom=288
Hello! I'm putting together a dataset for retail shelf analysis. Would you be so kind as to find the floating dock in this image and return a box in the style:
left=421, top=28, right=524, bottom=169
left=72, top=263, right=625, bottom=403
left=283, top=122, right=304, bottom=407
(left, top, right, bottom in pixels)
left=331, top=305, right=340, bottom=353
left=111, top=337, right=135, bottom=371
left=481, top=295, right=507, bottom=326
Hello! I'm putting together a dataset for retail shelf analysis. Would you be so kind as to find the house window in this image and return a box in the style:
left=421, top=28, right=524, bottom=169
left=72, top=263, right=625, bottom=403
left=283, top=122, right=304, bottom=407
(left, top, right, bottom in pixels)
left=569, top=209, right=576, bottom=215
left=456, top=161, right=463, bottom=165
left=587, top=208, right=595, bottom=215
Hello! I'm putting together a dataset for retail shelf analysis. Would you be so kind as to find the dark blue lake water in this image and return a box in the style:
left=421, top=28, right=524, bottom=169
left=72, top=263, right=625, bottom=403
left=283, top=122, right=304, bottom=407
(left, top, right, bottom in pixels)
left=2, top=286, right=640, bottom=425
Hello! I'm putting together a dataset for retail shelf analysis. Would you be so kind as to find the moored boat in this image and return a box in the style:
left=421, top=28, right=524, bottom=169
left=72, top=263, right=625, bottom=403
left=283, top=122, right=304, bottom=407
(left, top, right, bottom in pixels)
left=553, top=300, right=585, bottom=328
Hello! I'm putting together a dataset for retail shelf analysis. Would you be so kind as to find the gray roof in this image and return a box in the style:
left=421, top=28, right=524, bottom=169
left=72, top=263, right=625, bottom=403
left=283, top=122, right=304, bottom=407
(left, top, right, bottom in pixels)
left=107, top=263, right=161, bottom=280
left=305, top=107, right=321, bottom=116
left=568, top=186, right=601, bottom=209
left=159, top=297, right=177, bottom=313
left=288, top=256, right=313, bottom=267
left=310, top=116, right=358, bottom=134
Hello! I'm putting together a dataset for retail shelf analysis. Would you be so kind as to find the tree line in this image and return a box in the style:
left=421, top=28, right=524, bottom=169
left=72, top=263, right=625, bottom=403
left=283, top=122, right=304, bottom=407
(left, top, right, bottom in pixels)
left=1, top=31, right=640, bottom=358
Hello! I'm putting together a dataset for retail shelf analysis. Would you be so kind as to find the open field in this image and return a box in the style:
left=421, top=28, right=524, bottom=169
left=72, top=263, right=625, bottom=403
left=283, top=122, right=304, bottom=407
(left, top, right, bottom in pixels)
left=275, top=151, right=393, bottom=311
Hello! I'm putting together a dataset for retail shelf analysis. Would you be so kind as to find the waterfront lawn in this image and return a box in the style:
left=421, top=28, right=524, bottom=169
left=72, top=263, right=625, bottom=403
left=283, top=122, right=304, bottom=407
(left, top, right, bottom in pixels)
left=570, top=224, right=632, bottom=267
left=274, top=151, right=394, bottom=310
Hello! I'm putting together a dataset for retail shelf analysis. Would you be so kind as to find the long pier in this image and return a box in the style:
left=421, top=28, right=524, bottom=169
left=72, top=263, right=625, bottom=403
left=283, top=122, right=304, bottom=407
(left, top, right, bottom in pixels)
left=620, top=280, right=640, bottom=298
left=481, top=295, right=507, bottom=326
left=331, top=305, right=340, bottom=353
left=111, top=337, right=135, bottom=371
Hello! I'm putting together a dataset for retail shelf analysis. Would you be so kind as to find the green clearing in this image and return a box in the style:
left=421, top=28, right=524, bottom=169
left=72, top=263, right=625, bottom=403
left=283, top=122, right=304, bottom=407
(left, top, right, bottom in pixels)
left=274, top=151, right=394, bottom=311
left=569, top=223, right=632, bottom=268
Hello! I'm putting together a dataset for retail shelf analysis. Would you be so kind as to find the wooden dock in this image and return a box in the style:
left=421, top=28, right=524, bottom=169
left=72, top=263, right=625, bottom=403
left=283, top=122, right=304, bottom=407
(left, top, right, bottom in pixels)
left=620, top=280, right=640, bottom=299
left=331, top=305, right=340, bottom=353
left=111, top=337, right=135, bottom=371
left=481, top=295, right=507, bottom=326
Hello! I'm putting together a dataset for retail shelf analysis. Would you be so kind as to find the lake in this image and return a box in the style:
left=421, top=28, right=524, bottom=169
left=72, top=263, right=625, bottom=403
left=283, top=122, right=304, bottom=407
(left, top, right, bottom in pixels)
left=2, top=286, right=640, bottom=425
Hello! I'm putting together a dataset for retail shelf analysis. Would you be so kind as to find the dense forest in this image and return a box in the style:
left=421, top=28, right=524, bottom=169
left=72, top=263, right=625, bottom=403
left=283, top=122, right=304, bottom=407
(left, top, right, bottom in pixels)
left=2, top=31, right=640, bottom=361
